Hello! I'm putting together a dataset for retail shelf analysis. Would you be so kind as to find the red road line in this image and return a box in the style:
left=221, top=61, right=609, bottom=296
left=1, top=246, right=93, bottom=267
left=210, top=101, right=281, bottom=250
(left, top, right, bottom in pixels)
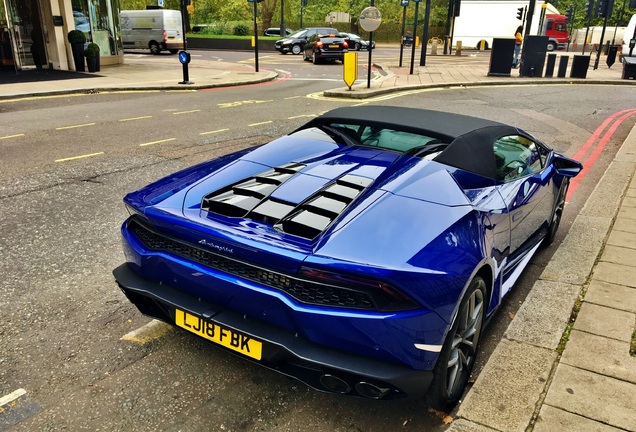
left=567, top=109, right=636, bottom=200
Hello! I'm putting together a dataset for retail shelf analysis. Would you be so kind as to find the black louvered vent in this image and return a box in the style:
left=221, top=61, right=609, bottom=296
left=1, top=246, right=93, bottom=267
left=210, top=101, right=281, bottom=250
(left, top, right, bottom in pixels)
left=276, top=174, right=373, bottom=239
left=201, top=163, right=305, bottom=218
left=202, top=166, right=373, bottom=240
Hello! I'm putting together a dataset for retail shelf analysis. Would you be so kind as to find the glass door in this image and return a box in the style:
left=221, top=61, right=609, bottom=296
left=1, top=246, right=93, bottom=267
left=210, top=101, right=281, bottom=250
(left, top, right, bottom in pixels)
left=5, top=0, right=47, bottom=70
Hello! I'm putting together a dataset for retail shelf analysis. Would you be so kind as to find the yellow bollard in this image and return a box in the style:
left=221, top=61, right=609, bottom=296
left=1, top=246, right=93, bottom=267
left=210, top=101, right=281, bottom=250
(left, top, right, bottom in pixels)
left=455, top=40, right=462, bottom=55
left=415, top=36, right=419, bottom=47
left=479, top=40, right=486, bottom=50
left=251, top=36, right=255, bottom=47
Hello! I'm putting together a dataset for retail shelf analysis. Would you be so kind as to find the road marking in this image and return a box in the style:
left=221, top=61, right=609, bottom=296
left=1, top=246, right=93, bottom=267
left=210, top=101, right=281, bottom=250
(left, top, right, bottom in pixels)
left=288, top=114, right=316, bottom=119
left=139, top=138, right=176, bottom=147
left=121, top=319, right=173, bottom=344
left=120, top=116, right=153, bottom=122
left=200, top=128, right=229, bottom=135
left=0, top=133, right=25, bottom=140
left=248, top=121, right=273, bottom=127
left=0, top=389, right=26, bottom=407
left=55, top=152, right=104, bottom=163
left=173, top=109, right=201, bottom=115
left=0, top=94, right=88, bottom=104
left=56, top=123, right=96, bottom=130
left=284, top=95, right=303, bottom=100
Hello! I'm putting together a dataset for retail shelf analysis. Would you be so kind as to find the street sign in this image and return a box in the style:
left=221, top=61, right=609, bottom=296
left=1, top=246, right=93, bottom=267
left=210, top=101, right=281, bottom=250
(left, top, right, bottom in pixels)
left=158, top=0, right=164, bottom=7
left=343, top=52, right=358, bottom=90
left=179, top=50, right=191, bottom=64
left=359, top=7, right=382, bottom=32
left=401, top=0, right=409, bottom=6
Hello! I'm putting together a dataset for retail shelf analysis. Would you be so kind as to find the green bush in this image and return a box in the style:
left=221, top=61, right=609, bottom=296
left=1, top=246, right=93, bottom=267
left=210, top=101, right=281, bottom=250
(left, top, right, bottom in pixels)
left=233, top=24, right=249, bottom=36
left=84, top=43, right=100, bottom=58
left=67, top=29, right=86, bottom=44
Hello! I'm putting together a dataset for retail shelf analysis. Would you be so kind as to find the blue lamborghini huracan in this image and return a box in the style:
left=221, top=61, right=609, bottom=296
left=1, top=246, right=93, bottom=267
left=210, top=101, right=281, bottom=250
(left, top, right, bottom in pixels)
left=113, top=106, right=582, bottom=409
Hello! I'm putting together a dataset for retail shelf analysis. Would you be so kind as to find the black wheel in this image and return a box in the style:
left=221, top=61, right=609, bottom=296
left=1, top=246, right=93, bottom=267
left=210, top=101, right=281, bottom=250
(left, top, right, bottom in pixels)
left=291, top=44, right=302, bottom=55
left=545, top=178, right=569, bottom=246
left=303, top=50, right=309, bottom=61
left=312, top=52, right=319, bottom=65
left=149, top=42, right=161, bottom=55
left=355, top=42, right=361, bottom=51
left=426, top=277, right=486, bottom=411
left=547, top=41, right=557, bottom=52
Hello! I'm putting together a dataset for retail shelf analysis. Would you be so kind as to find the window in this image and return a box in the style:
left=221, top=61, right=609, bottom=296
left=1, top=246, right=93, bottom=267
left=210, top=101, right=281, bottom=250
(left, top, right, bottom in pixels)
left=493, top=135, right=547, bottom=182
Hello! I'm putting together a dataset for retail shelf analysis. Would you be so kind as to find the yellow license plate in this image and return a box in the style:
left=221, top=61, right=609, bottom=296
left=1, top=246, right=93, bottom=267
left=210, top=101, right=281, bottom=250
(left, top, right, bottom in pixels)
left=175, top=309, right=262, bottom=360
left=329, top=44, right=339, bottom=48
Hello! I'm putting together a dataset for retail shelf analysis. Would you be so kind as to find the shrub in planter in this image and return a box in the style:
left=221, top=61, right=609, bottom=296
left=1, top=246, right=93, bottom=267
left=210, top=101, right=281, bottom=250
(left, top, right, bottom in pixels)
left=233, top=24, right=249, bottom=36
left=68, top=30, right=87, bottom=72
left=84, top=43, right=100, bottom=72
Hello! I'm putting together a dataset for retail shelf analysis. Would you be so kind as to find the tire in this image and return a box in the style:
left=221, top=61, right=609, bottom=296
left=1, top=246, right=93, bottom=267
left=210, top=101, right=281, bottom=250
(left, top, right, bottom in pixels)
left=545, top=178, right=569, bottom=246
left=169, top=49, right=178, bottom=54
left=303, top=50, right=309, bottom=61
left=425, top=277, right=486, bottom=411
left=313, top=52, right=319, bottom=65
left=547, top=41, right=557, bottom=52
left=355, top=42, right=361, bottom=51
left=291, top=44, right=302, bottom=55
left=149, top=42, right=161, bottom=55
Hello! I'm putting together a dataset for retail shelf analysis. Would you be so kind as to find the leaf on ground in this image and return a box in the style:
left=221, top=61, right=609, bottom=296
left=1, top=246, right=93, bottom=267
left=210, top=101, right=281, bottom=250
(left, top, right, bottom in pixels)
left=427, top=407, right=454, bottom=424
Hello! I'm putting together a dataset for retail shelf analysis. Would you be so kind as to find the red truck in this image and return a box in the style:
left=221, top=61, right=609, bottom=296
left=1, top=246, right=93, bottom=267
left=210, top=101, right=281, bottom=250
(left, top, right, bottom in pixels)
left=544, top=14, right=569, bottom=51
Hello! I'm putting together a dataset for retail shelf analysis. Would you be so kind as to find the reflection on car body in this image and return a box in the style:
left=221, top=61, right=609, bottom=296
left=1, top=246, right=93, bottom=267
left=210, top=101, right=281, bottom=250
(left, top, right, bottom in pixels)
left=113, top=106, right=582, bottom=410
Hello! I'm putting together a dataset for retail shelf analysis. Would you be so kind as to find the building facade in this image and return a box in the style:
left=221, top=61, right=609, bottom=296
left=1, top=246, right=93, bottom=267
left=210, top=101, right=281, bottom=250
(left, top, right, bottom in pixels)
left=1, top=0, right=123, bottom=71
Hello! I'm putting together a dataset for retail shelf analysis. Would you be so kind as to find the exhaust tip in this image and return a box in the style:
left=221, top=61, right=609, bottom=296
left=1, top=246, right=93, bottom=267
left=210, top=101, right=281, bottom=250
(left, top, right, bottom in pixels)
left=355, top=382, right=391, bottom=399
left=320, top=374, right=351, bottom=394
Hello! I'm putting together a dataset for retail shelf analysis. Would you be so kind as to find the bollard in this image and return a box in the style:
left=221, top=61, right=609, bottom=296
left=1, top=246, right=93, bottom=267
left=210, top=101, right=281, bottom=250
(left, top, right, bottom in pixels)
left=479, top=40, right=486, bottom=50
left=571, top=55, right=590, bottom=78
left=431, top=39, right=438, bottom=55
left=455, top=41, right=462, bottom=56
left=557, top=56, right=568, bottom=77
left=545, top=53, right=557, bottom=77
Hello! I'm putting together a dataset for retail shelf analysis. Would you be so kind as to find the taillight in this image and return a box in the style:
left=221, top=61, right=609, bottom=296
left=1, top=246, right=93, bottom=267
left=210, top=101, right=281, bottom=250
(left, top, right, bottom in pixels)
left=342, top=41, right=348, bottom=48
left=163, top=31, right=167, bottom=43
left=298, top=266, right=419, bottom=312
left=316, top=41, right=324, bottom=48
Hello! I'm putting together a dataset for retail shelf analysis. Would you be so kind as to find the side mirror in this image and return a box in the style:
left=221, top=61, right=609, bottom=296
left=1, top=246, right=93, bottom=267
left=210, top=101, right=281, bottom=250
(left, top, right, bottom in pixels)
left=553, top=153, right=582, bottom=178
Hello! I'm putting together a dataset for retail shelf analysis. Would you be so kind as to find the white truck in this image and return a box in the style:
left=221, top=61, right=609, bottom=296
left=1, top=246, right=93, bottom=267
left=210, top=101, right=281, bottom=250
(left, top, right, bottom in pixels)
left=120, top=9, right=183, bottom=55
left=452, top=0, right=562, bottom=50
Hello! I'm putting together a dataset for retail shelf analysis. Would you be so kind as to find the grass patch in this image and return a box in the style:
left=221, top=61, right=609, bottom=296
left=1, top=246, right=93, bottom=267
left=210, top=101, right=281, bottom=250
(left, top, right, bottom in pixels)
left=631, top=327, right=636, bottom=357
left=557, top=284, right=588, bottom=354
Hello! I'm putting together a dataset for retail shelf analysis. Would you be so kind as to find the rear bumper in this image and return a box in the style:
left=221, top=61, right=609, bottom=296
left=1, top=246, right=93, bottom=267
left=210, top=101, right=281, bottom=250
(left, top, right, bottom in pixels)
left=113, top=263, right=434, bottom=400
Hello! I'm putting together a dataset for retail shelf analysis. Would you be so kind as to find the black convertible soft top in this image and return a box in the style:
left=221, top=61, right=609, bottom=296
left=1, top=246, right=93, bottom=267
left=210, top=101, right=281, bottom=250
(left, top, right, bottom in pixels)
left=306, top=106, right=523, bottom=180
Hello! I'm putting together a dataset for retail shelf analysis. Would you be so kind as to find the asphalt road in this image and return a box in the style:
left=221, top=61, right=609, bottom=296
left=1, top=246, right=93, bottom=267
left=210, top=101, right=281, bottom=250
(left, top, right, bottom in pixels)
left=1, top=51, right=635, bottom=431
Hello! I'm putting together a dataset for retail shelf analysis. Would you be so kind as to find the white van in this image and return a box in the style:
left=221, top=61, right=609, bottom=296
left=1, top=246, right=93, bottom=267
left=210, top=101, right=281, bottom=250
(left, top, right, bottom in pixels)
left=622, top=14, right=636, bottom=59
left=120, top=10, right=183, bottom=55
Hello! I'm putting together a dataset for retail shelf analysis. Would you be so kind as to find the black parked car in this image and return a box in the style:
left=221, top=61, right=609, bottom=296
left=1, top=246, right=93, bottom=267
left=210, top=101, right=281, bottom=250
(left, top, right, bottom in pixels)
left=303, top=32, right=349, bottom=64
left=341, top=32, right=375, bottom=51
left=275, top=27, right=338, bottom=55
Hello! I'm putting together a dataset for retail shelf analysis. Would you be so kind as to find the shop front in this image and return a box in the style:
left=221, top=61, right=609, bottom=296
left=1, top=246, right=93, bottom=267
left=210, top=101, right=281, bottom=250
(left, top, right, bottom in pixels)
left=1, top=0, right=123, bottom=71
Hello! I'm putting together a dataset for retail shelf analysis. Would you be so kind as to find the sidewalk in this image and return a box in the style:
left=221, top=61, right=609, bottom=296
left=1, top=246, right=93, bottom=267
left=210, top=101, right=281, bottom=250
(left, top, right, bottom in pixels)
left=1, top=50, right=635, bottom=431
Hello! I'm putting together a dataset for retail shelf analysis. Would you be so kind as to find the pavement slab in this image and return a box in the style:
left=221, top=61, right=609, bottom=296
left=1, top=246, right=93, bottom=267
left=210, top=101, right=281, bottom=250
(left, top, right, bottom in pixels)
left=561, top=330, right=636, bottom=384
left=534, top=405, right=625, bottom=432
left=446, top=419, right=499, bottom=432
left=456, top=340, right=556, bottom=432
left=504, top=280, right=580, bottom=350
left=606, top=229, right=636, bottom=249
left=612, top=216, right=636, bottom=233
left=544, top=363, right=636, bottom=431
left=598, top=244, right=636, bottom=266
left=573, top=302, right=635, bottom=342
left=585, top=280, right=636, bottom=314
left=592, top=261, right=636, bottom=288
left=578, top=161, right=635, bottom=218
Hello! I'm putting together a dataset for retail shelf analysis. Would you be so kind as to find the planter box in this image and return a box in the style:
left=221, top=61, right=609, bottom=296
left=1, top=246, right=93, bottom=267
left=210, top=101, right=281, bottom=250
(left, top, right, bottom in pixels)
left=186, top=38, right=277, bottom=51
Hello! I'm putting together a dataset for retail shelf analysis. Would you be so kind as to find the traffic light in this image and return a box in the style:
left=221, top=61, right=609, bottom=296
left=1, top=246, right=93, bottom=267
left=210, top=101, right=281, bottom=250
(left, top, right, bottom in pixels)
left=597, top=0, right=614, bottom=18
left=516, top=7, right=523, bottom=20
left=585, top=0, right=595, bottom=18
left=565, top=7, right=572, bottom=23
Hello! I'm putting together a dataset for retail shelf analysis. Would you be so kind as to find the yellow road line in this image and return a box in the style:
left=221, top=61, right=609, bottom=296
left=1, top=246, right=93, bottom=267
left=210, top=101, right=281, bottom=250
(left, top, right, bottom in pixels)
left=56, top=123, right=96, bottom=130
left=121, top=319, right=173, bottom=344
left=248, top=121, right=273, bottom=127
left=173, top=109, right=201, bottom=115
left=120, top=116, right=153, bottom=122
left=0, top=133, right=25, bottom=140
left=200, top=128, right=229, bottom=135
left=288, top=114, right=316, bottom=119
left=139, top=138, right=176, bottom=147
left=55, top=152, right=104, bottom=163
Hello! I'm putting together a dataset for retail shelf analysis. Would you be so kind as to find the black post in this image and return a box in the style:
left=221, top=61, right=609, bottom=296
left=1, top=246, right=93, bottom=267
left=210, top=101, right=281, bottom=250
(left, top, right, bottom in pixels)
left=367, top=0, right=375, bottom=89
left=410, top=0, right=420, bottom=74
left=593, top=14, right=609, bottom=70
left=179, top=0, right=191, bottom=84
left=280, top=0, right=285, bottom=38
left=420, top=0, right=431, bottom=66
left=399, top=4, right=407, bottom=67
left=443, top=0, right=452, bottom=54
left=253, top=0, right=259, bottom=72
